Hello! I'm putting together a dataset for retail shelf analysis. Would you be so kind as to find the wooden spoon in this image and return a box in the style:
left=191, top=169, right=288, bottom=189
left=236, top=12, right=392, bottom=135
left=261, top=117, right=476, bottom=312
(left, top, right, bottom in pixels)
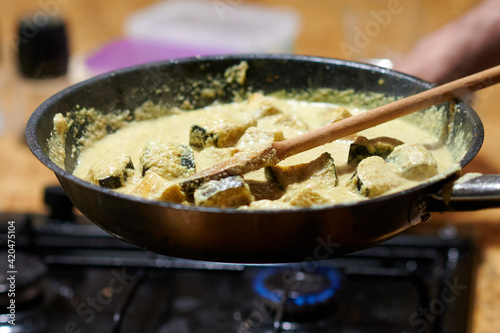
left=180, top=64, right=500, bottom=191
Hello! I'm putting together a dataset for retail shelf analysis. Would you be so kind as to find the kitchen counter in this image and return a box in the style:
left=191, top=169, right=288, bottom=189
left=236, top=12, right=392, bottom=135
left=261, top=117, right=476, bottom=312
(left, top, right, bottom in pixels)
left=1, top=0, right=499, bottom=331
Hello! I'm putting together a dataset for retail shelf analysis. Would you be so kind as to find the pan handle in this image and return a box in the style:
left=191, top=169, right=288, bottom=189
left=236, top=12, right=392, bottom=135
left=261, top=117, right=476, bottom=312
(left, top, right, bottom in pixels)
left=426, top=174, right=500, bottom=211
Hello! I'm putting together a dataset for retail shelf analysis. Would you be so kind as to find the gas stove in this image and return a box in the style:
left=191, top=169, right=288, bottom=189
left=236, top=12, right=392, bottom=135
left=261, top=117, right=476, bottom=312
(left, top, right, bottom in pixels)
left=0, top=187, right=476, bottom=333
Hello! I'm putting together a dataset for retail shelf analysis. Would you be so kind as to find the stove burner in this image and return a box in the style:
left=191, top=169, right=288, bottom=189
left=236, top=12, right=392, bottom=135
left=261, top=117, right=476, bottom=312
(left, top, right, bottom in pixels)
left=252, top=267, right=341, bottom=321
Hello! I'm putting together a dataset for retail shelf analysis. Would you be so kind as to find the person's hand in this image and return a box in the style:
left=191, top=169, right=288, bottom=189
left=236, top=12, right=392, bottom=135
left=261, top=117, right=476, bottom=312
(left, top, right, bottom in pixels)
left=393, top=0, right=500, bottom=84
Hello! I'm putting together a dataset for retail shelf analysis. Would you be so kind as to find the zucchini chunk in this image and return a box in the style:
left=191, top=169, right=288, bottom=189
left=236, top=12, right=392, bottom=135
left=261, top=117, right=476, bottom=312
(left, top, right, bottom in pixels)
left=347, top=136, right=404, bottom=167
left=87, top=154, right=134, bottom=189
left=132, top=172, right=186, bottom=203
left=386, top=144, right=438, bottom=181
left=348, top=156, right=403, bottom=198
left=268, top=152, right=338, bottom=190
left=140, top=140, right=195, bottom=180
left=193, top=176, right=254, bottom=208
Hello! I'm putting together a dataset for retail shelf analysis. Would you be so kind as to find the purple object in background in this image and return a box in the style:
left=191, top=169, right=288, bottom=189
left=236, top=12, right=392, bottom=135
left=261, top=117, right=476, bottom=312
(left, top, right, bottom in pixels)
left=85, top=38, right=233, bottom=75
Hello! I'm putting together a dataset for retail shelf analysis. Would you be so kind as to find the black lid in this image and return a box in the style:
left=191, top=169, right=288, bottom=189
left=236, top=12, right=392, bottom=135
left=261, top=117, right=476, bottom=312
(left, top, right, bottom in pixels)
left=17, top=15, right=69, bottom=79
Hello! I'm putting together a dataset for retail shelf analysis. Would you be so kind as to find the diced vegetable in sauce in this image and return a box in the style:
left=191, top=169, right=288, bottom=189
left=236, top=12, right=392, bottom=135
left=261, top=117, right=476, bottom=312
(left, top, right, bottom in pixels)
left=321, top=106, right=352, bottom=124
left=87, top=154, right=134, bottom=189
left=386, top=144, right=438, bottom=180
left=236, top=127, right=284, bottom=149
left=268, top=152, right=338, bottom=189
left=133, top=172, right=186, bottom=203
left=246, top=93, right=283, bottom=119
left=193, top=176, right=254, bottom=208
left=189, top=113, right=256, bottom=148
left=347, top=136, right=404, bottom=167
left=140, top=141, right=195, bottom=180
left=244, top=179, right=285, bottom=201
left=348, top=156, right=404, bottom=198
left=265, top=114, right=309, bottom=132
left=189, top=125, right=219, bottom=148
left=68, top=91, right=454, bottom=210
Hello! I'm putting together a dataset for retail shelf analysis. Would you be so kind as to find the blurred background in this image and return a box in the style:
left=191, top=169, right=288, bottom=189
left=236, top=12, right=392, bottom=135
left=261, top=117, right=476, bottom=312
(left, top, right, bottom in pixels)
left=1, top=0, right=499, bottom=330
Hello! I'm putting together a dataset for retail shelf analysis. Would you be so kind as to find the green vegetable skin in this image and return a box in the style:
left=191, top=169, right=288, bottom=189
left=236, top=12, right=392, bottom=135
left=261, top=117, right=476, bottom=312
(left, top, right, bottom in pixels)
left=193, top=176, right=254, bottom=208
left=189, top=125, right=219, bottom=148
left=93, top=155, right=134, bottom=189
left=347, top=136, right=403, bottom=167
left=140, top=141, right=195, bottom=179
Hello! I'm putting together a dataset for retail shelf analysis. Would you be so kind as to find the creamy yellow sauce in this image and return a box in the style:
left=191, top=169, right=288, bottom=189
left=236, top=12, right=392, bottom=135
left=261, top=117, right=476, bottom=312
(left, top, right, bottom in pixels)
left=70, top=93, right=454, bottom=209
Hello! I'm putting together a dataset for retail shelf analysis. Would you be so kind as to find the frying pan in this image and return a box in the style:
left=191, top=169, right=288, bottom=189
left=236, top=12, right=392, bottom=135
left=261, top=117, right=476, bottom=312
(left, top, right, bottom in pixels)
left=26, top=54, right=500, bottom=263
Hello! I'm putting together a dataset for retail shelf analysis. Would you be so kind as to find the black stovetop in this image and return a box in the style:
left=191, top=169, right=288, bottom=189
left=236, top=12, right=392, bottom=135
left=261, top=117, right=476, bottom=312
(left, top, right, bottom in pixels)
left=0, top=209, right=476, bottom=333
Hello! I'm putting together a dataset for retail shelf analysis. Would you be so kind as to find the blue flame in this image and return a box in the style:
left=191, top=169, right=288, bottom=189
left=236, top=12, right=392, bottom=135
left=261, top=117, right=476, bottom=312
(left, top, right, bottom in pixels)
left=253, top=267, right=341, bottom=306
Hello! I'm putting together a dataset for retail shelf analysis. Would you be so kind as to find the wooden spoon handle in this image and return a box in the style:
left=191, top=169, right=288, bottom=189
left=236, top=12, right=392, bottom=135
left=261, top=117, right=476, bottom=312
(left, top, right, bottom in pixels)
left=273, top=64, right=500, bottom=160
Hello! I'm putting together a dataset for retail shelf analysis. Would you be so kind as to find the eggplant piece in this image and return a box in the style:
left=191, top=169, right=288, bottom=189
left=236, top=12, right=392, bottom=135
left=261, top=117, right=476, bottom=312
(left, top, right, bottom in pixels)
left=140, top=140, right=195, bottom=180
left=244, top=179, right=285, bottom=201
left=347, top=136, right=404, bottom=167
left=87, top=154, right=134, bottom=189
left=246, top=93, right=283, bottom=119
left=271, top=114, right=309, bottom=131
left=348, top=156, right=403, bottom=198
left=180, top=149, right=196, bottom=170
left=193, top=176, right=254, bottom=208
left=189, top=112, right=257, bottom=148
left=386, top=144, right=438, bottom=181
left=321, top=106, right=352, bottom=124
left=132, top=172, right=186, bottom=203
left=189, top=122, right=254, bottom=148
left=189, top=125, right=219, bottom=148
left=252, top=105, right=282, bottom=119
left=255, top=113, right=309, bottom=140
left=268, top=152, right=338, bottom=190
left=236, top=127, right=284, bottom=149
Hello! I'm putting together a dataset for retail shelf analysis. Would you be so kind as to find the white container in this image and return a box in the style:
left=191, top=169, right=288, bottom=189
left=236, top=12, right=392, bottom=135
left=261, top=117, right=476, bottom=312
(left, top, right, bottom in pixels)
left=124, top=0, right=301, bottom=53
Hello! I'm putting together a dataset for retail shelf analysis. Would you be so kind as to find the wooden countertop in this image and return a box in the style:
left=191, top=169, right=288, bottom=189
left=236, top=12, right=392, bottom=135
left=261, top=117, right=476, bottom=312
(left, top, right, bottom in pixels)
left=1, top=0, right=499, bottom=331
